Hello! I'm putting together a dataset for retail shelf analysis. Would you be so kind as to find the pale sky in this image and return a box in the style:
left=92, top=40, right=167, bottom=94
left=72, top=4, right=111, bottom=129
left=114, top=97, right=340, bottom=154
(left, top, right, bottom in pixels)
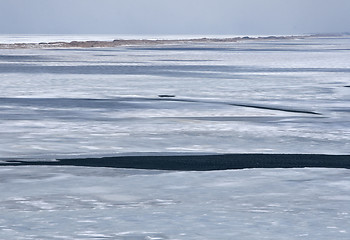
left=0, top=0, right=349, bottom=35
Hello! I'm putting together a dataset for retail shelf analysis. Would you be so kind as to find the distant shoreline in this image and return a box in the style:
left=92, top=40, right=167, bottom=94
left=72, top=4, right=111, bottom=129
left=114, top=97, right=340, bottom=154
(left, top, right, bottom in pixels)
left=0, top=34, right=333, bottom=49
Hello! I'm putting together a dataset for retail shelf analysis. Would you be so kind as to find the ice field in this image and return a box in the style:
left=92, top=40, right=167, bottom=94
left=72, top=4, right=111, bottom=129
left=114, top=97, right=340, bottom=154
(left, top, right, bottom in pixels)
left=0, top=35, right=350, bottom=239
left=1, top=166, right=350, bottom=240
left=1, top=36, right=350, bottom=158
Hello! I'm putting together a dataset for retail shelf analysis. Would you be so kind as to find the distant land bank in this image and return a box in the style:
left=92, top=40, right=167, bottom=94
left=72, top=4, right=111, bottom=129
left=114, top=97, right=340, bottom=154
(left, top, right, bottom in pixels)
left=0, top=34, right=346, bottom=49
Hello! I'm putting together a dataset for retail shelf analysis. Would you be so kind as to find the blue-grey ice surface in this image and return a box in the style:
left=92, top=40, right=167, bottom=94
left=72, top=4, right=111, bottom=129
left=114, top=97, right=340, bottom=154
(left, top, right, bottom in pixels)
left=0, top=36, right=349, bottom=158
left=0, top=35, right=350, bottom=239
left=1, top=166, right=350, bottom=239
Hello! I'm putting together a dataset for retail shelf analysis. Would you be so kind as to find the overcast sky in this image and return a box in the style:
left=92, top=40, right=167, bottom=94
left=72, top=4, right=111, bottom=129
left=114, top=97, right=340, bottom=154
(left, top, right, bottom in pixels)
left=0, top=0, right=349, bottom=35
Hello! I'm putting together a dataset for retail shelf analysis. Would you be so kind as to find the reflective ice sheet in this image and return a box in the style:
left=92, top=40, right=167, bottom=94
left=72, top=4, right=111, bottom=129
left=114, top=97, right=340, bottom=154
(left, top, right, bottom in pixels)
left=1, top=36, right=350, bottom=240
left=0, top=36, right=349, bottom=159
left=0, top=167, right=350, bottom=239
